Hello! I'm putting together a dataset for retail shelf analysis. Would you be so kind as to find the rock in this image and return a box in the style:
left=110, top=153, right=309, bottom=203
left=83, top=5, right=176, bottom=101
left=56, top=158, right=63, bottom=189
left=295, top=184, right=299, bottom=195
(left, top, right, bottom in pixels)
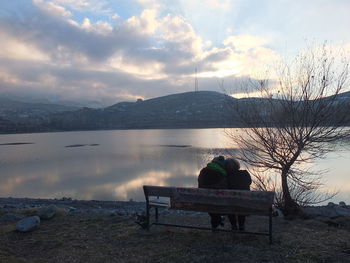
left=66, top=206, right=77, bottom=212
left=117, top=210, right=126, bottom=216
left=38, top=205, right=57, bottom=220
left=334, top=205, right=350, bottom=217
left=322, top=219, right=340, bottom=228
left=60, top=197, right=72, bottom=201
left=339, top=201, right=346, bottom=207
left=303, top=204, right=350, bottom=219
left=109, top=211, right=117, bottom=216
left=16, top=216, right=40, bottom=232
left=3, top=204, right=17, bottom=209
left=0, top=213, right=25, bottom=222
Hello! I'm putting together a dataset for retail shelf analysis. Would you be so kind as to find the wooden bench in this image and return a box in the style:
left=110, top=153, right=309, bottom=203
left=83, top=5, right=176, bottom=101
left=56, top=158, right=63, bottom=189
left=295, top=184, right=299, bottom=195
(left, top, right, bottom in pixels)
left=142, top=185, right=275, bottom=244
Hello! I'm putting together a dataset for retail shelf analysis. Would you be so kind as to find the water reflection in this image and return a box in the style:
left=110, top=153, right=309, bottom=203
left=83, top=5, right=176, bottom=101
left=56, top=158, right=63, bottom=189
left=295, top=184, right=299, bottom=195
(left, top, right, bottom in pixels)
left=0, top=129, right=349, bottom=203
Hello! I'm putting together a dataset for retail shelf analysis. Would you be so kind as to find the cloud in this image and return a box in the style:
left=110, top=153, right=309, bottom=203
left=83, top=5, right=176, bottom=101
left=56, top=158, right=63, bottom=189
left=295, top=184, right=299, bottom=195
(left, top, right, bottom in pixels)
left=0, top=32, right=49, bottom=62
left=124, top=9, right=158, bottom=35
left=52, top=0, right=91, bottom=10
left=4, top=0, right=347, bottom=106
left=135, top=0, right=162, bottom=10
left=223, top=35, right=269, bottom=52
left=0, top=0, right=280, bottom=105
left=79, top=18, right=113, bottom=35
left=34, top=0, right=72, bottom=17
left=51, top=0, right=113, bottom=15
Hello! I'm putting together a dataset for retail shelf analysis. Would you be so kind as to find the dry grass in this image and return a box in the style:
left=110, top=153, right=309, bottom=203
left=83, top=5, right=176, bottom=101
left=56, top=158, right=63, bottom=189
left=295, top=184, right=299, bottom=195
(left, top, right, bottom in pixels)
left=1, top=210, right=350, bottom=263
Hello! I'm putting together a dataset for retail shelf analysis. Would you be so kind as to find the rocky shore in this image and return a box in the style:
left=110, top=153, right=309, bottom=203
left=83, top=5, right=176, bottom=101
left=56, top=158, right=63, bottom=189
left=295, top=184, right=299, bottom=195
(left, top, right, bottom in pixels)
left=1, top=196, right=350, bottom=233
left=0, top=197, right=146, bottom=217
left=1, top=197, right=350, bottom=262
left=1, top=196, right=349, bottom=219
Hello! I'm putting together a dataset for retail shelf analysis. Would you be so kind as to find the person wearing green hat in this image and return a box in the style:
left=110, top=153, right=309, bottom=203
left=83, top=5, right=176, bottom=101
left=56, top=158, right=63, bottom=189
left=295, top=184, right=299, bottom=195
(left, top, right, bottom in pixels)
left=198, top=155, right=228, bottom=229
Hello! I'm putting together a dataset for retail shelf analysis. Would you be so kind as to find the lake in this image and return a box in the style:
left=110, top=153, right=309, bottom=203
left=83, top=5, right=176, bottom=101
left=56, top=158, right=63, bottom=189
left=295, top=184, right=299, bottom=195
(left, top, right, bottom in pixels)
left=0, top=129, right=349, bottom=204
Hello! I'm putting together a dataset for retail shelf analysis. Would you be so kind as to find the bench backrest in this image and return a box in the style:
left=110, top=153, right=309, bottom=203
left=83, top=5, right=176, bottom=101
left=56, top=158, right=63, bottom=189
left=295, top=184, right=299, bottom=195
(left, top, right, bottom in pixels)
left=143, top=185, right=274, bottom=215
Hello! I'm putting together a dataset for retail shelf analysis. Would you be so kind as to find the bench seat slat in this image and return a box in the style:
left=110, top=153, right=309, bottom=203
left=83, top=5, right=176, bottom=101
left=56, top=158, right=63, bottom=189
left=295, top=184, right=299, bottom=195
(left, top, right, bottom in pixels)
left=174, top=187, right=274, bottom=203
left=143, top=185, right=175, bottom=197
left=171, top=196, right=271, bottom=211
left=170, top=201, right=270, bottom=215
left=149, top=200, right=170, bottom=208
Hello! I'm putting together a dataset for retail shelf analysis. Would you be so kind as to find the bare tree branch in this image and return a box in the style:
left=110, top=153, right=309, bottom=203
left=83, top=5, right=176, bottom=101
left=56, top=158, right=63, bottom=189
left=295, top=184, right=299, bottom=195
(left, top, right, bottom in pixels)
left=225, top=44, right=349, bottom=215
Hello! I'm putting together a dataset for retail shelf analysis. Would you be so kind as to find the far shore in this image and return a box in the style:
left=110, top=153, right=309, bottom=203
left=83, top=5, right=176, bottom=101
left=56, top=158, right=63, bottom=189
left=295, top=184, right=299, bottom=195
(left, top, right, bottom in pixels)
left=1, top=124, right=350, bottom=136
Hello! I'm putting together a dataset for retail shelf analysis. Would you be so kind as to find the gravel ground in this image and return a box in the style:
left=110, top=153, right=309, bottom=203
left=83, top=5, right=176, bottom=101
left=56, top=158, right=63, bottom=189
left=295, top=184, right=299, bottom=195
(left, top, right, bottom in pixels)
left=1, top=197, right=350, bottom=263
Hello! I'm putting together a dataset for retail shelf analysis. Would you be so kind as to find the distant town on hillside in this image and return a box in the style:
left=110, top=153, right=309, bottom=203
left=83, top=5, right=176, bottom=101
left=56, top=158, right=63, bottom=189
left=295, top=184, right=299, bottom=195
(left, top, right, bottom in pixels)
left=1, top=91, right=350, bottom=133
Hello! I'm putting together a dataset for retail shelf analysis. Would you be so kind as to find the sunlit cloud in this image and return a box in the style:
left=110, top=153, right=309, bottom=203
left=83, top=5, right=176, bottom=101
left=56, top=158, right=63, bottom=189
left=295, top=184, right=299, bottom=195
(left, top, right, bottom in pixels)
left=109, top=55, right=166, bottom=80
left=223, top=35, right=269, bottom=52
left=125, top=9, right=158, bottom=35
left=0, top=32, right=49, bottom=62
left=0, top=0, right=349, bottom=106
left=79, top=18, right=113, bottom=35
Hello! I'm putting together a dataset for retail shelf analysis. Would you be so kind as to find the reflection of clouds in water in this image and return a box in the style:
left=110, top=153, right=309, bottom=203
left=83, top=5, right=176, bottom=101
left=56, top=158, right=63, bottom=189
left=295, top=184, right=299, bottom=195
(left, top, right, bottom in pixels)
left=114, top=171, right=171, bottom=200
left=0, top=143, right=203, bottom=200
left=0, top=170, right=62, bottom=197
left=0, top=129, right=348, bottom=203
left=76, top=171, right=199, bottom=201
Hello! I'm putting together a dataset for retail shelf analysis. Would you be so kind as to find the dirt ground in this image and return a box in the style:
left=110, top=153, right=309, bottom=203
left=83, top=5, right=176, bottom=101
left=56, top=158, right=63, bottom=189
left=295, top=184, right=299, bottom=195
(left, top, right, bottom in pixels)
left=1, top=207, right=350, bottom=263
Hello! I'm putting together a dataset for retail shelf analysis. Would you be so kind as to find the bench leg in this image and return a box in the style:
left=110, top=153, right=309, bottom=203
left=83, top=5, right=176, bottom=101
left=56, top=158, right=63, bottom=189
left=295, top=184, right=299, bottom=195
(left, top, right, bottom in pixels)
left=145, top=202, right=150, bottom=230
left=269, top=208, right=272, bottom=245
left=155, top=207, right=159, bottom=223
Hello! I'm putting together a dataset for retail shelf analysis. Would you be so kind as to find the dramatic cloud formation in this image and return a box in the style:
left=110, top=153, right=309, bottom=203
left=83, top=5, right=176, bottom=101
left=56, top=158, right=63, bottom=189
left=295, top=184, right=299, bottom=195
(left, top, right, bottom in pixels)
left=0, top=0, right=349, bottom=106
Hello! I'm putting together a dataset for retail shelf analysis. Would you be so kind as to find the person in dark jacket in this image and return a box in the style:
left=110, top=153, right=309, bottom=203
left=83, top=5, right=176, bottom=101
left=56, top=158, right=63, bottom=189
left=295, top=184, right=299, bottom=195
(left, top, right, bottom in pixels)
left=224, top=158, right=252, bottom=231
left=198, top=156, right=228, bottom=229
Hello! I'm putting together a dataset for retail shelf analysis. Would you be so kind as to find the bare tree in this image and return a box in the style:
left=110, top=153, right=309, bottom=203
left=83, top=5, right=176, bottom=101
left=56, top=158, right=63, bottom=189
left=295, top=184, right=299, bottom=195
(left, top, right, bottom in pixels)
left=248, top=166, right=337, bottom=209
left=226, top=45, right=350, bottom=216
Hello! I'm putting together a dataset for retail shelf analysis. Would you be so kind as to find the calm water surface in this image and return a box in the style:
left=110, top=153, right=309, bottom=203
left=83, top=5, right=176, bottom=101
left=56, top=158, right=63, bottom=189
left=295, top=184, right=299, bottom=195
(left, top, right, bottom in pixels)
left=0, top=129, right=349, bottom=203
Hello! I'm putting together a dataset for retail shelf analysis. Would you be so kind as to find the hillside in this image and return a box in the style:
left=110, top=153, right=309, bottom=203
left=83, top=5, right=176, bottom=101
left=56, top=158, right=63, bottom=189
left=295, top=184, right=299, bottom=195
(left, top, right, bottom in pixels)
left=1, top=90, right=349, bottom=133
left=48, top=91, right=240, bottom=130
left=0, top=97, right=79, bottom=121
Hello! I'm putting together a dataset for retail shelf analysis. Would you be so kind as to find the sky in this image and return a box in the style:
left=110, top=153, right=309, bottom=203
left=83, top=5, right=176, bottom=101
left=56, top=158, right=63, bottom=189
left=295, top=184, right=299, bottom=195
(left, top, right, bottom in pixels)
left=0, top=0, right=350, bottom=107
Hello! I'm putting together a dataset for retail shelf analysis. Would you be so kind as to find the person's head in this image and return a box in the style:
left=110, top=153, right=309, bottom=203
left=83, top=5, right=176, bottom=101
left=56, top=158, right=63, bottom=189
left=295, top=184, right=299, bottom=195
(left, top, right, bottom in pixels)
left=224, top=158, right=240, bottom=173
left=211, top=155, right=225, bottom=168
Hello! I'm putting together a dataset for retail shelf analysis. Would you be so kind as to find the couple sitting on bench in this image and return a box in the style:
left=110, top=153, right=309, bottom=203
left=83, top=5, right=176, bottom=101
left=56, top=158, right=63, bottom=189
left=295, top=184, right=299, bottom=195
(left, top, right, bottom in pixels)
left=198, top=156, right=251, bottom=231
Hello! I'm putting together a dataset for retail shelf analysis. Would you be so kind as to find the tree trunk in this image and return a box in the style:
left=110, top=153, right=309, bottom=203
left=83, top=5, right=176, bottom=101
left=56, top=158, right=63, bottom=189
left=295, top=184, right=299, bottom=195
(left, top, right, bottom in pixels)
left=281, top=172, right=301, bottom=218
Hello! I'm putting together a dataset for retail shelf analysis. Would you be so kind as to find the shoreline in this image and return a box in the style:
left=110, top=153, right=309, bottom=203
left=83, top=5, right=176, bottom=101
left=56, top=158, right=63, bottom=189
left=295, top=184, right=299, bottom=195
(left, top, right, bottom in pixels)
left=1, top=196, right=349, bottom=219
left=0, top=196, right=146, bottom=216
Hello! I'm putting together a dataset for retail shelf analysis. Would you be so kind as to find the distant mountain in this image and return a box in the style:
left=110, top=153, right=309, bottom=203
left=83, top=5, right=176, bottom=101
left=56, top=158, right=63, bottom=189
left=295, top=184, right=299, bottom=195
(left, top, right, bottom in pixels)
left=48, top=91, right=240, bottom=130
left=0, top=117, right=16, bottom=133
left=1, top=90, right=349, bottom=133
left=0, top=97, right=80, bottom=121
